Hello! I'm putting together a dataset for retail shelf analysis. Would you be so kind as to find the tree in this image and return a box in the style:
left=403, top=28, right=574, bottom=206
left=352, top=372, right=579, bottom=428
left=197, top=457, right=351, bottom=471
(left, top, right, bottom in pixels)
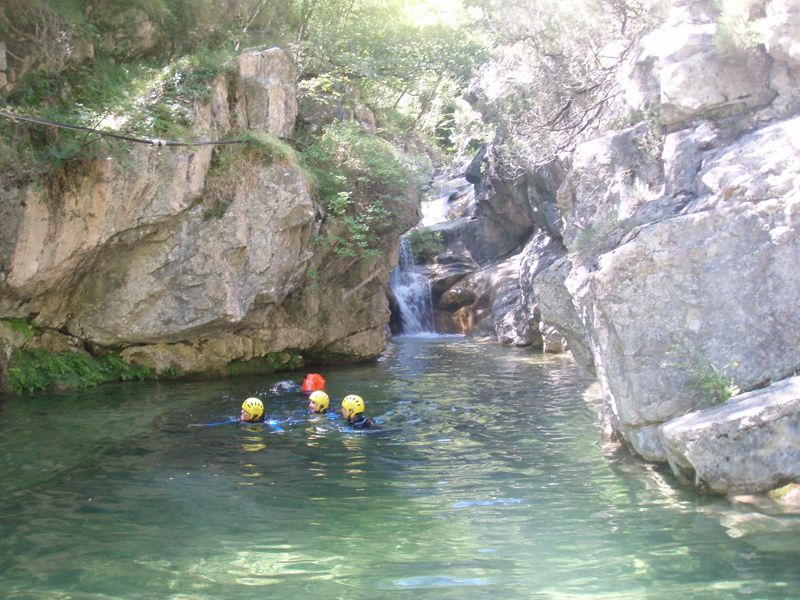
left=290, top=0, right=488, bottom=135
left=464, top=0, right=661, bottom=166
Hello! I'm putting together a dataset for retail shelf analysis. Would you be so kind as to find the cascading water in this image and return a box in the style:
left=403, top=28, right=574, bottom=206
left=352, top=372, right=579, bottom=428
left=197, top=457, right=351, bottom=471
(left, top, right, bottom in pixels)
left=390, top=238, right=435, bottom=335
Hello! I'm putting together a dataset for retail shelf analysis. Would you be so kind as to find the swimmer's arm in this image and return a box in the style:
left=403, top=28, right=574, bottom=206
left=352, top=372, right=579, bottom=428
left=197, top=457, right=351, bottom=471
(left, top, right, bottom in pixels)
left=266, top=419, right=285, bottom=432
left=187, top=418, right=240, bottom=428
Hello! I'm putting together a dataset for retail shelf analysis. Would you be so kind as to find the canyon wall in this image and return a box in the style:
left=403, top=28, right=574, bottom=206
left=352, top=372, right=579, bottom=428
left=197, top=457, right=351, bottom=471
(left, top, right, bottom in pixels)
left=1, top=48, right=418, bottom=387
left=426, top=0, right=800, bottom=492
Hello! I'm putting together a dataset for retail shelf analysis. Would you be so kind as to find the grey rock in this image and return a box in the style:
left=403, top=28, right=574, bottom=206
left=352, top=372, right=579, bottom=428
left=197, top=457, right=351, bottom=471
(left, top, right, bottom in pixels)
left=660, top=376, right=800, bottom=494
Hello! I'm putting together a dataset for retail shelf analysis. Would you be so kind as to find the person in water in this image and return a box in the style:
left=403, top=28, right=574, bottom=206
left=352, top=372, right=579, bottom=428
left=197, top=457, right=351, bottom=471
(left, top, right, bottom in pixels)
left=240, top=397, right=265, bottom=422
left=188, top=397, right=283, bottom=431
left=341, top=395, right=377, bottom=429
left=308, top=391, right=329, bottom=414
left=270, top=373, right=326, bottom=395
left=301, top=373, right=326, bottom=394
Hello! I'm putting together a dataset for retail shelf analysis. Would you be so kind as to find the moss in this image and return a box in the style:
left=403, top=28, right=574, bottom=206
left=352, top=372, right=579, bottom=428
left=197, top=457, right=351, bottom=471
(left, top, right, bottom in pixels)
left=1, top=318, right=33, bottom=340
left=5, top=348, right=156, bottom=394
left=225, top=351, right=305, bottom=377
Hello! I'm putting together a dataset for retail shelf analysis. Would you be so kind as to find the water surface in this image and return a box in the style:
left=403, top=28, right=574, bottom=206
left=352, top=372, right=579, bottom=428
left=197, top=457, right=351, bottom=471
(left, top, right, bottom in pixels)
left=1, top=335, right=799, bottom=599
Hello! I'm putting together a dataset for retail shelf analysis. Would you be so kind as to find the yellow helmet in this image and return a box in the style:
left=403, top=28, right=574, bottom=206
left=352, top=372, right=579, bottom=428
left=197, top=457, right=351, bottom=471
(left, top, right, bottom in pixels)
left=342, top=394, right=364, bottom=417
left=241, top=397, right=264, bottom=421
left=309, top=391, right=329, bottom=412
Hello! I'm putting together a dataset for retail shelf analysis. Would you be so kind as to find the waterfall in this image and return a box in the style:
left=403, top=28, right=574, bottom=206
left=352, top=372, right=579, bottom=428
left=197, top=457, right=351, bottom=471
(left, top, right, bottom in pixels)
left=390, top=238, right=435, bottom=335
left=419, top=193, right=450, bottom=227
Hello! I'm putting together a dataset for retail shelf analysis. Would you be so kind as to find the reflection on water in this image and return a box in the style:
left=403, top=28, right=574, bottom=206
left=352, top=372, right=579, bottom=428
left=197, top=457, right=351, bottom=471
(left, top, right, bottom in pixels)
left=1, top=336, right=799, bottom=599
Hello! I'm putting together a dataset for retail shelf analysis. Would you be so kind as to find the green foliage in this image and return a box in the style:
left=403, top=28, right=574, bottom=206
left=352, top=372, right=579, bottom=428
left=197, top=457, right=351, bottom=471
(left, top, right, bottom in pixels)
left=573, top=207, right=621, bottom=250
left=1, top=55, right=229, bottom=197
left=294, top=0, right=488, bottom=143
left=203, top=129, right=297, bottom=219
left=712, top=0, right=767, bottom=58
left=670, top=346, right=742, bottom=406
left=407, top=229, right=443, bottom=264
left=306, top=268, right=320, bottom=296
left=130, top=61, right=228, bottom=136
left=465, top=0, right=661, bottom=167
left=6, top=348, right=156, bottom=394
left=1, top=318, right=33, bottom=340
left=302, top=120, right=419, bottom=261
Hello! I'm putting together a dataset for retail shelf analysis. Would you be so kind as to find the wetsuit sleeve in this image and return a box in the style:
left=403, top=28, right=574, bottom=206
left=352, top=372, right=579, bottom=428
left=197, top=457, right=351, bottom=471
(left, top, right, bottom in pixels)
left=197, top=418, right=240, bottom=427
left=266, top=419, right=285, bottom=432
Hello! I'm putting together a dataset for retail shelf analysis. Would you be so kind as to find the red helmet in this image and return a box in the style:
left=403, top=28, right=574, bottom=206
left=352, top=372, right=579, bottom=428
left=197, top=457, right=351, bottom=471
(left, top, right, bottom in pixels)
left=302, top=373, right=326, bottom=391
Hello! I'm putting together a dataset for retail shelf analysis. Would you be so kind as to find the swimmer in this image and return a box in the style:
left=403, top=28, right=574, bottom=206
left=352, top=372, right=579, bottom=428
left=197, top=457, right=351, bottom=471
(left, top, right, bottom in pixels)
left=341, top=395, right=377, bottom=429
left=270, top=373, right=326, bottom=395
left=301, top=373, right=326, bottom=394
left=188, top=397, right=283, bottom=431
left=308, top=391, right=329, bottom=414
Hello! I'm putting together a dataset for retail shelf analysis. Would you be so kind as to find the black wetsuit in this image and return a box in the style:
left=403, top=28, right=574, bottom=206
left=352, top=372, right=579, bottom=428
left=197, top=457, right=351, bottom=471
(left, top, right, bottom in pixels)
left=347, top=414, right=377, bottom=429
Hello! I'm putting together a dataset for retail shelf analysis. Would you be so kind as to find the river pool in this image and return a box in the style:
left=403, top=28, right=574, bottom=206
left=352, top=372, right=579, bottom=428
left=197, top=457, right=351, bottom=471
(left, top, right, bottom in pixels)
left=1, top=335, right=799, bottom=599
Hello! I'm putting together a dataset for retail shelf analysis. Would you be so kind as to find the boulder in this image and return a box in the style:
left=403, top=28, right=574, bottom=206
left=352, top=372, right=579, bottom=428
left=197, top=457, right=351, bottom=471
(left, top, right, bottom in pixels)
left=660, top=376, right=800, bottom=494
left=655, top=15, right=775, bottom=129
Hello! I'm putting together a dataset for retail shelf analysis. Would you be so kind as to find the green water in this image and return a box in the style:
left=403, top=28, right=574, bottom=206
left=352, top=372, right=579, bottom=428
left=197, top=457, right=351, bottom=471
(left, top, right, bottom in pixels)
left=1, top=335, right=799, bottom=599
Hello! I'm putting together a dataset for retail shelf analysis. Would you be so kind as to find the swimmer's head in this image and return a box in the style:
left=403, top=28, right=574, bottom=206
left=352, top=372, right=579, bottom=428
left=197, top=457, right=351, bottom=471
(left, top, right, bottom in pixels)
left=241, top=397, right=264, bottom=421
left=309, top=391, right=329, bottom=413
left=341, top=394, right=364, bottom=419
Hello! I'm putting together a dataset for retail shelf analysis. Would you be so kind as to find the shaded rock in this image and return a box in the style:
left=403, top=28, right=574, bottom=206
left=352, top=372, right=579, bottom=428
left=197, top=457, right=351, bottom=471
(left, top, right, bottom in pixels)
left=464, top=144, right=487, bottom=184
left=533, top=256, right=595, bottom=372
left=432, top=254, right=542, bottom=346
left=425, top=250, right=480, bottom=296
left=298, top=81, right=377, bottom=133
left=439, top=286, right=478, bottom=311
left=519, top=230, right=568, bottom=350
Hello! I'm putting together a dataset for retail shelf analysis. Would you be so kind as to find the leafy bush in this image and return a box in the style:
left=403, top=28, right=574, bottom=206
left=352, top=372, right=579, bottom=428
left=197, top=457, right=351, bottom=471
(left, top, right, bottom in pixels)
left=130, top=61, right=228, bottom=136
left=465, top=0, right=660, bottom=167
left=6, top=348, right=156, bottom=394
left=2, top=55, right=233, bottom=208
left=407, top=229, right=443, bottom=264
left=303, top=121, right=420, bottom=261
left=712, top=0, right=767, bottom=58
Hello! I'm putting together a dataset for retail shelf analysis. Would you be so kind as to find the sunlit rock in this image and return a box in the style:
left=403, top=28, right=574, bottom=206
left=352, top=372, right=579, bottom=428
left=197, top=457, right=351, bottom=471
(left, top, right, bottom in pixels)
left=536, top=115, right=800, bottom=461
left=660, top=376, right=800, bottom=494
left=0, top=47, right=413, bottom=380
left=655, top=13, right=775, bottom=129
left=233, top=48, right=298, bottom=137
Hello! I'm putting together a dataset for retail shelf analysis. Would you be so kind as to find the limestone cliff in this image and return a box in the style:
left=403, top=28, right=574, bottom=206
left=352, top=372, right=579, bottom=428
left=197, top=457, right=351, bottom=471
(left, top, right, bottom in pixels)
left=0, top=48, right=419, bottom=390
left=425, top=0, right=800, bottom=493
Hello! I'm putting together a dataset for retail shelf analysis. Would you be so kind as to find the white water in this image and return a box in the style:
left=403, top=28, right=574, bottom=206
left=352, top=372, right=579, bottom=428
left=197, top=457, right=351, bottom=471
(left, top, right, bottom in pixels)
left=390, top=238, right=435, bottom=334
left=420, top=193, right=450, bottom=227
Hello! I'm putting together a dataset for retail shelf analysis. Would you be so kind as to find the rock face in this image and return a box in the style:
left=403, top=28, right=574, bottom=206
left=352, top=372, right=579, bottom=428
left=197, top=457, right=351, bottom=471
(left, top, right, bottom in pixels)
left=528, top=0, right=800, bottom=473
left=422, top=0, right=800, bottom=492
left=415, top=158, right=569, bottom=349
left=0, top=48, right=416, bottom=383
